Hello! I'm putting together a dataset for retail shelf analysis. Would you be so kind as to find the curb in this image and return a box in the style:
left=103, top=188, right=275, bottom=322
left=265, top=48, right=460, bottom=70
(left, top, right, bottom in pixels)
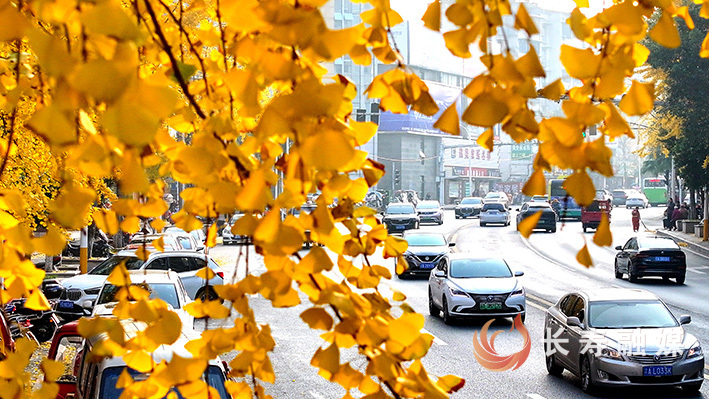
left=656, top=230, right=709, bottom=259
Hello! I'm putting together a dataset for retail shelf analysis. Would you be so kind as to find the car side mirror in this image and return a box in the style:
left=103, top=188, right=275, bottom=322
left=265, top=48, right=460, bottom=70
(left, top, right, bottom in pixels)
left=615, top=246, right=623, bottom=251
left=679, top=315, right=691, bottom=325
left=566, top=316, right=583, bottom=328
left=514, top=271, right=524, bottom=277
left=448, top=242, right=456, bottom=247
left=434, top=270, right=445, bottom=278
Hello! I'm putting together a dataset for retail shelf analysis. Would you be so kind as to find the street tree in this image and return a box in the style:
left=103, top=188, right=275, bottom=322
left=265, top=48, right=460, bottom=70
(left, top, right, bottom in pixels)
left=0, top=0, right=707, bottom=398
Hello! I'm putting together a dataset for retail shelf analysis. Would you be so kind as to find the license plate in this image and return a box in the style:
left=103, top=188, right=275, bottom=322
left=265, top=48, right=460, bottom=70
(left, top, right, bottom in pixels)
left=643, top=366, right=672, bottom=376
left=419, top=263, right=435, bottom=269
left=655, top=256, right=670, bottom=262
left=59, top=300, right=74, bottom=309
left=396, top=225, right=405, bottom=230
left=479, top=302, right=502, bottom=310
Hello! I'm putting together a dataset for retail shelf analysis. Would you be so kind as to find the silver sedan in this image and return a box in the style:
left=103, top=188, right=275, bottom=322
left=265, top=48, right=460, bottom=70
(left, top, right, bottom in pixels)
left=428, top=254, right=525, bottom=324
left=544, top=288, right=704, bottom=394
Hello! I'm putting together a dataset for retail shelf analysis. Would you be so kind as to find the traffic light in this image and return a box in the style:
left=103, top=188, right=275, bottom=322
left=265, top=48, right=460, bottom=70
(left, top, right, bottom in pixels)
left=394, top=169, right=400, bottom=184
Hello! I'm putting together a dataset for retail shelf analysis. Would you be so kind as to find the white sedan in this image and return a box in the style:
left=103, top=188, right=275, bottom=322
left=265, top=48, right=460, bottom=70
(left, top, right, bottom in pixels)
left=625, top=194, right=649, bottom=208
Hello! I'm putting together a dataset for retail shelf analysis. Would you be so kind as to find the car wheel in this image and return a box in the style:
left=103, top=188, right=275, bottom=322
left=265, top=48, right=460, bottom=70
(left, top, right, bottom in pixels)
left=676, top=274, right=685, bottom=285
left=415, top=221, right=420, bottom=229
left=550, top=228, right=556, bottom=233
left=582, top=226, right=587, bottom=233
left=442, top=297, right=454, bottom=325
left=196, top=287, right=220, bottom=302
left=428, top=289, right=439, bottom=317
left=455, top=215, right=460, bottom=219
left=544, top=331, right=564, bottom=376
left=614, top=260, right=623, bottom=279
left=580, top=356, right=596, bottom=394
left=628, top=270, right=639, bottom=283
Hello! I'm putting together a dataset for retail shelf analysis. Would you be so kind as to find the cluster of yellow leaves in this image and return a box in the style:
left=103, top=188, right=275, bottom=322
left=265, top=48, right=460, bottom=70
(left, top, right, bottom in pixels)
left=0, top=0, right=708, bottom=397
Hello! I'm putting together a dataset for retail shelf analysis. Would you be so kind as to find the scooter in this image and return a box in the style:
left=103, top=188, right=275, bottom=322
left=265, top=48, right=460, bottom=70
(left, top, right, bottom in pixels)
left=5, top=299, right=60, bottom=342
left=62, top=235, right=113, bottom=258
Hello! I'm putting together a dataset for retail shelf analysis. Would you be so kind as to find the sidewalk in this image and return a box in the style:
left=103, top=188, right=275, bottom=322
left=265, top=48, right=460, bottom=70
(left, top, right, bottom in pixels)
left=656, top=228, right=709, bottom=259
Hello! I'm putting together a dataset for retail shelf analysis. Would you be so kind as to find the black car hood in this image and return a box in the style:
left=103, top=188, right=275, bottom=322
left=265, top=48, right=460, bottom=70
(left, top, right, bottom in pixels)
left=405, top=245, right=448, bottom=256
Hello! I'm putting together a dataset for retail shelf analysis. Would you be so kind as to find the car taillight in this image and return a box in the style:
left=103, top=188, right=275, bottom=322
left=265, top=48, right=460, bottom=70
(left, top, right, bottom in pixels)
left=216, top=271, right=224, bottom=279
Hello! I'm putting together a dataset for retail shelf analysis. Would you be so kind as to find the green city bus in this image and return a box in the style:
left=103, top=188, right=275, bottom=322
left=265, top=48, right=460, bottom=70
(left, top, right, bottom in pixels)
left=548, top=178, right=582, bottom=220
left=642, top=177, right=668, bottom=206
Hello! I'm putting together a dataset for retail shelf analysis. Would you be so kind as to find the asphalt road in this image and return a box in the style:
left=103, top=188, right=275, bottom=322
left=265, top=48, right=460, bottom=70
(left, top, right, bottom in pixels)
left=208, top=205, right=709, bottom=399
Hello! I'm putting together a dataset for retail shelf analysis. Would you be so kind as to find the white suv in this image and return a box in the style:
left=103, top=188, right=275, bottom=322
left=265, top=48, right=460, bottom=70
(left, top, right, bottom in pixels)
left=480, top=202, right=511, bottom=226
left=484, top=192, right=510, bottom=209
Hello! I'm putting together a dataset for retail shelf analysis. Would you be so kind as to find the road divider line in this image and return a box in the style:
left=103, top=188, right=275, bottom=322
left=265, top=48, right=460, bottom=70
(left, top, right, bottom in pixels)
left=527, top=293, right=554, bottom=307
left=422, top=328, right=447, bottom=346
left=686, top=268, right=705, bottom=275
left=519, top=235, right=567, bottom=268
left=527, top=301, right=547, bottom=312
left=526, top=394, right=547, bottom=399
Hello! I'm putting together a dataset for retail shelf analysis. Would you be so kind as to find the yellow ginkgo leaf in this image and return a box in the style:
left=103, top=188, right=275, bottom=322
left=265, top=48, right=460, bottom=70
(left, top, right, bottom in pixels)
left=206, top=223, right=217, bottom=248
left=194, top=266, right=216, bottom=280
left=392, top=289, right=406, bottom=301
left=49, top=186, right=96, bottom=230
left=301, top=130, right=355, bottom=171
left=123, top=350, right=154, bottom=373
left=33, top=224, right=66, bottom=256
left=41, top=359, right=66, bottom=382
left=421, top=0, right=440, bottom=31
left=311, top=344, right=340, bottom=378
left=568, top=8, right=591, bottom=41
left=25, top=105, right=76, bottom=146
left=576, top=244, right=593, bottom=268
left=521, top=169, right=546, bottom=196
left=152, top=237, right=165, bottom=252
left=24, top=289, right=51, bottom=311
left=436, top=375, right=466, bottom=393
left=701, top=31, right=709, bottom=58
left=593, top=212, right=612, bottom=247
left=388, top=313, right=424, bottom=346
left=150, top=218, right=165, bottom=233
left=94, top=209, right=119, bottom=236
left=383, top=236, right=408, bottom=258
left=300, top=307, right=334, bottom=330
left=574, top=0, right=589, bottom=7
left=514, top=4, right=538, bottom=36
left=564, top=171, right=596, bottom=207
left=107, top=262, right=131, bottom=287
left=462, top=96, right=508, bottom=127
left=560, top=45, right=600, bottom=80
left=649, top=12, right=681, bottom=49
left=619, top=81, right=654, bottom=116
left=539, top=79, right=565, bottom=101
left=476, top=128, right=494, bottom=151
left=433, top=102, right=460, bottom=135
left=517, top=211, right=542, bottom=238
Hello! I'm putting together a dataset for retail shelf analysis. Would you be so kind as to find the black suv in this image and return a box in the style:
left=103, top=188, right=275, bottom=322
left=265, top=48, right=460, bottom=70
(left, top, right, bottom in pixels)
left=455, top=197, right=483, bottom=219
left=383, top=203, right=419, bottom=233
left=516, top=202, right=557, bottom=233
left=399, top=232, right=455, bottom=278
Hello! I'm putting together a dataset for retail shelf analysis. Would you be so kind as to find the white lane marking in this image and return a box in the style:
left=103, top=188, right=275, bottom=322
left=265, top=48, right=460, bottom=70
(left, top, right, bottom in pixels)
left=309, top=391, right=326, bottom=399
left=526, top=394, right=548, bottom=399
left=422, top=328, right=448, bottom=346
left=681, top=246, right=709, bottom=260
left=527, top=293, right=554, bottom=307
left=695, top=265, right=709, bottom=270
left=687, top=268, right=706, bottom=274
left=527, top=301, right=547, bottom=312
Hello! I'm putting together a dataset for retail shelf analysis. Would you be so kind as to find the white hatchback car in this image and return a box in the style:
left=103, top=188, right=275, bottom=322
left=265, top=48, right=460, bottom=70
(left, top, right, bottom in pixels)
left=625, top=194, right=649, bottom=208
left=479, top=202, right=511, bottom=226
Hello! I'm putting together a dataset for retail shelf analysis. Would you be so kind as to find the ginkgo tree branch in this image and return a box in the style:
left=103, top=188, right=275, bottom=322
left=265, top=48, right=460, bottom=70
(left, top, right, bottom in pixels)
left=0, top=40, right=22, bottom=181
left=143, top=0, right=207, bottom=119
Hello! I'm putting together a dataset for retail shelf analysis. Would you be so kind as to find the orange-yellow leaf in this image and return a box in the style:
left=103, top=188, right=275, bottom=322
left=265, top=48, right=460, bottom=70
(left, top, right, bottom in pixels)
left=123, top=350, right=154, bottom=373
left=41, top=359, right=65, bottom=382
left=436, top=375, right=466, bottom=393
left=94, top=209, right=119, bottom=235
left=383, top=236, right=407, bottom=258
left=311, top=344, right=340, bottom=377
left=702, top=32, right=709, bottom=58
left=433, top=102, right=460, bottom=135
left=560, top=45, right=600, bottom=80
left=49, top=186, right=96, bottom=229
left=592, top=212, right=612, bottom=247
left=388, top=313, right=424, bottom=346
left=24, top=289, right=50, bottom=311
left=517, top=211, right=541, bottom=238
left=33, top=224, right=66, bottom=256
left=514, top=4, right=538, bottom=36
left=521, top=169, right=546, bottom=196
left=576, top=244, right=593, bottom=267
left=564, top=170, right=596, bottom=207
left=476, top=129, right=494, bottom=151
left=422, top=0, right=441, bottom=31
left=649, top=12, right=681, bottom=49
left=462, top=96, right=508, bottom=127
left=301, top=130, right=355, bottom=171
left=206, top=223, right=217, bottom=248
left=194, top=266, right=216, bottom=280
left=107, top=262, right=131, bottom=287
left=539, top=79, right=565, bottom=101
left=619, top=81, right=654, bottom=116
left=300, top=308, right=334, bottom=330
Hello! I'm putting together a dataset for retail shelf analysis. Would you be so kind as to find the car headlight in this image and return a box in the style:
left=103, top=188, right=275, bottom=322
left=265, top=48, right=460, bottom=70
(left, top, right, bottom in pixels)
left=601, top=347, right=623, bottom=360
left=449, top=287, right=468, bottom=297
left=688, top=341, right=702, bottom=358
left=510, top=286, right=525, bottom=296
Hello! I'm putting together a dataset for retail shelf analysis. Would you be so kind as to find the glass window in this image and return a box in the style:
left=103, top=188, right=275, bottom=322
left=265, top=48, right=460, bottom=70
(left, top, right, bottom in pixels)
left=560, top=295, right=578, bottom=317
left=177, top=236, right=192, bottom=250
left=588, top=300, right=678, bottom=328
left=89, top=257, right=145, bottom=275
left=405, top=234, right=446, bottom=246
left=637, top=238, right=679, bottom=250
left=416, top=201, right=440, bottom=210
left=386, top=204, right=415, bottom=214
left=97, top=283, right=180, bottom=309
left=460, top=198, right=481, bottom=205
left=145, top=257, right=169, bottom=271
left=100, top=366, right=229, bottom=399
left=481, top=203, right=505, bottom=212
left=449, top=258, right=512, bottom=278
left=53, top=336, right=82, bottom=382
left=166, top=257, right=192, bottom=273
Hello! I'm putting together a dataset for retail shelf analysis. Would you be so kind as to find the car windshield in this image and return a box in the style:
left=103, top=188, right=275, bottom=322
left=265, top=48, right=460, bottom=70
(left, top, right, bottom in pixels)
left=405, top=234, right=446, bottom=246
left=613, top=190, right=626, bottom=197
left=89, top=256, right=144, bottom=275
left=529, top=203, right=551, bottom=209
left=460, top=198, right=481, bottom=205
left=449, top=258, right=512, bottom=278
left=637, top=238, right=680, bottom=249
left=229, top=214, right=244, bottom=224
left=97, top=283, right=180, bottom=309
left=100, top=365, right=229, bottom=399
left=484, top=193, right=501, bottom=199
left=417, top=202, right=439, bottom=209
left=588, top=300, right=678, bottom=328
left=482, top=203, right=505, bottom=212
left=386, top=204, right=415, bottom=214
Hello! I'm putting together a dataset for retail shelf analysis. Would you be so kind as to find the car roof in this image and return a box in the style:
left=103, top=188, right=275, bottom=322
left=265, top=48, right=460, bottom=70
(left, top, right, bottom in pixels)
left=114, top=249, right=206, bottom=258
left=527, top=202, right=551, bottom=207
left=417, top=200, right=440, bottom=205
left=112, top=270, right=181, bottom=283
left=578, top=288, right=660, bottom=302
left=446, top=252, right=504, bottom=261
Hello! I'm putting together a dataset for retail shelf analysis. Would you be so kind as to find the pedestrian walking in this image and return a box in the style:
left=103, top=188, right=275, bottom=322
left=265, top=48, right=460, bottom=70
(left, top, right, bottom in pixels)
left=631, top=207, right=641, bottom=232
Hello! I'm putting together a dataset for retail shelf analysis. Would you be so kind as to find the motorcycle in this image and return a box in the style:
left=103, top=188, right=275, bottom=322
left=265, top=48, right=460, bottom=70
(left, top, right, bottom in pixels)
left=62, top=234, right=113, bottom=258
left=5, top=298, right=60, bottom=342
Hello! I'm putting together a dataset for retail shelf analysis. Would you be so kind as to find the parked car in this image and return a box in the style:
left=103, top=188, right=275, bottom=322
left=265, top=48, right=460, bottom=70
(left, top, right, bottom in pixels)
left=428, top=254, right=525, bottom=324
left=455, top=197, right=484, bottom=219
left=75, top=319, right=232, bottom=399
left=93, top=270, right=194, bottom=328
left=595, top=189, right=613, bottom=204
left=416, top=200, right=443, bottom=225
left=47, top=321, right=81, bottom=399
left=163, top=226, right=206, bottom=247
left=55, top=250, right=225, bottom=321
left=544, top=288, right=703, bottom=394
left=625, top=193, right=649, bottom=209
left=483, top=192, right=510, bottom=209
left=382, top=203, right=419, bottom=233
left=129, top=232, right=204, bottom=252
left=479, top=202, right=511, bottom=226
left=221, top=213, right=248, bottom=245
left=614, top=236, right=686, bottom=284
left=612, top=189, right=629, bottom=206
left=398, top=232, right=455, bottom=279
left=516, top=202, right=557, bottom=233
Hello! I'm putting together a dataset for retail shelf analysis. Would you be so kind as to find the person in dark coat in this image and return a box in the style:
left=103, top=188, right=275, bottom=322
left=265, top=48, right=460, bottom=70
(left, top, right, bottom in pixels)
left=664, top=198, right=675, bottom=229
